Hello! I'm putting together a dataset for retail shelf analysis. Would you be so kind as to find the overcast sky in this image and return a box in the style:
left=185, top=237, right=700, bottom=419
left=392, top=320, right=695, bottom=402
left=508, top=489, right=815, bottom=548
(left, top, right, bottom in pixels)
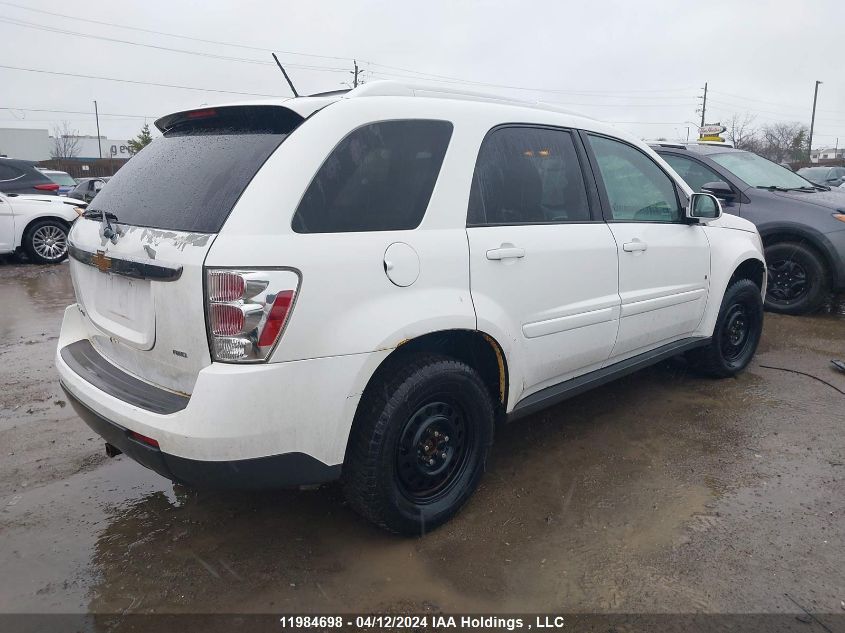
left=1, top=0, right=843, bottom=149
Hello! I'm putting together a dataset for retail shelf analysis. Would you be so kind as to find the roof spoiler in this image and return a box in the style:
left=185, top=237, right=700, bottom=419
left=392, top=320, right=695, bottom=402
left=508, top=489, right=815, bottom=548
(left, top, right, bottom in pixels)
left=155, top=105, right=305, bottom=135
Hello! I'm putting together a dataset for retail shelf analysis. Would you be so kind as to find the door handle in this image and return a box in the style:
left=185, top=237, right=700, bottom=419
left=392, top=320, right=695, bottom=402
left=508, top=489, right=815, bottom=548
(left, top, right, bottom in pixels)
left=622, top=240, right=648, bottom=253
left=486, top=246, right=525, bottom=260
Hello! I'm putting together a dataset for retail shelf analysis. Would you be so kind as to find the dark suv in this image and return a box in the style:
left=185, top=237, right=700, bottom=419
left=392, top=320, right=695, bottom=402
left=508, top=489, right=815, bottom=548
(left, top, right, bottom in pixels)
left=67, top=177, right=110, bottom=203
left=797, top=166, right=845, bottom=188
left=0, top=158, right=61, bottom=195
left=652, top=143, right=845, bottom=314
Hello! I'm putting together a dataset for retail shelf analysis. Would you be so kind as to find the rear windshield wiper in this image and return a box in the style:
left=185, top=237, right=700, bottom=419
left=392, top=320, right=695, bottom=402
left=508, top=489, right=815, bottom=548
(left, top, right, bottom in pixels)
left=83, top=209, right=123, bottom=243
left=82, top=208, right=118, bottom=220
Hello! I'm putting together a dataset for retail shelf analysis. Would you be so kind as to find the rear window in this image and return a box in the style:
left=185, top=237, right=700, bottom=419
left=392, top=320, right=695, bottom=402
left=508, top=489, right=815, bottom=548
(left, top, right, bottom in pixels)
left=292, top=120, right=453, bottom=233
left=88, top=106, right=302, bottom=233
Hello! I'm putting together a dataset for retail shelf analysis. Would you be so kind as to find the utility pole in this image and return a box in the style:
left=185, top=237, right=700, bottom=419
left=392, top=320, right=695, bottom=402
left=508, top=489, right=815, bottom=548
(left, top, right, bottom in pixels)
left=93, top=100, right=102, bottom=159
left=351, top=60, right=361, bottom=88
left=808, top=80, right=822, bottom=163
left=699, top=82, right=708, bottom=128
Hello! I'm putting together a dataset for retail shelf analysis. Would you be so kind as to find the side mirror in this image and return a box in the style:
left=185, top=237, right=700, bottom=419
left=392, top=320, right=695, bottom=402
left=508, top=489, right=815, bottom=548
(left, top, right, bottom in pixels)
left=687, top=192, right=722, bottom=222
left=701, top=181, right=735, bottom=200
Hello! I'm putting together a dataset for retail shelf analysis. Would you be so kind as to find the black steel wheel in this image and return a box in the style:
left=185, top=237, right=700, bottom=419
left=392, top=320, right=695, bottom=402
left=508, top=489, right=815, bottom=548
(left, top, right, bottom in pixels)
left=343, top=354, right=495, bottom=535
left=687, top=278, right=763, bottom=377
left=395, top=400, right=472, bottom=503
left=764, top=242, right=829, bottom=315
left=720, top=303, right=753, bottom=364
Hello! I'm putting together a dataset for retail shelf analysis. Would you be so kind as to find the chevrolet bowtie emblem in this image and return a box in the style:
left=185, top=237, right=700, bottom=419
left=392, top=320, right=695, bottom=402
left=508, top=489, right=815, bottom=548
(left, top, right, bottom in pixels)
left=92, top=250, right=112, bottom=273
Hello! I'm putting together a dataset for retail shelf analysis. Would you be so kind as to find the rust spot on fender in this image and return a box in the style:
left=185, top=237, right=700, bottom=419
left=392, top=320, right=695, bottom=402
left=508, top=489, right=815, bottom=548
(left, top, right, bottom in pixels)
left=481, top=333, right=506, bottom=404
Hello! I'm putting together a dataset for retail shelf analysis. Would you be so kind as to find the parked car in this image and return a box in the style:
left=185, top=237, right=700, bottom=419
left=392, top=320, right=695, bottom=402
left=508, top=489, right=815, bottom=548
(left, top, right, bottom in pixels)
left=37, top=169, right=78, bottom=196
left=68, top=176, right=110, bottom=203
left=57, top=82, right=765, bottom=534
left=797, top=166, right=845, bottom=188
left=652, top=143, right=845, bottom=315
left=0, top=157, right=61, bottom=195
left=0, top=192, right=85, bottom=263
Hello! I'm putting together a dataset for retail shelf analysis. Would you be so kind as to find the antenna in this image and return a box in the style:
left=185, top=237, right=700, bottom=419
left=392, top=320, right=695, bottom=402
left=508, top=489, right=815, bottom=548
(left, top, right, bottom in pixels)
left=271, top=53, right=299, bottom=97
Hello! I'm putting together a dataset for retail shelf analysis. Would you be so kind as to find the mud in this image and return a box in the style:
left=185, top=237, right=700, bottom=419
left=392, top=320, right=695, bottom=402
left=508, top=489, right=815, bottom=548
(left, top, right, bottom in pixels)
left=1, top=261, right=843, bottom=619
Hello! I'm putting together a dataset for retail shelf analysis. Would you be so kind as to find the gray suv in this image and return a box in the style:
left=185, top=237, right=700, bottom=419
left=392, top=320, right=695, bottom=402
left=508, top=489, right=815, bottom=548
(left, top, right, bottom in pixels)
left=652, top=143, right=845, bottom=314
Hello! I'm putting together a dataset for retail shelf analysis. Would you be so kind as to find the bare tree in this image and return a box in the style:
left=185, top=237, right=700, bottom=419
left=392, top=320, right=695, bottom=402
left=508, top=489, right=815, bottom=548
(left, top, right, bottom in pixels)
left=760, top=122, right=808, bottom=163
left=50, top=121, right=81, bottom=159
left=726, top=113, right=758, bottom=151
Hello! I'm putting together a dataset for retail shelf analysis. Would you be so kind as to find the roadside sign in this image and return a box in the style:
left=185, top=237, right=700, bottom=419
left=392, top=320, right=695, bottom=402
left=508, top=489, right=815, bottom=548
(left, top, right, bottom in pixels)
left=699, top=123, right=727, bottom=136
left=699, top=135, right=725, bottom=142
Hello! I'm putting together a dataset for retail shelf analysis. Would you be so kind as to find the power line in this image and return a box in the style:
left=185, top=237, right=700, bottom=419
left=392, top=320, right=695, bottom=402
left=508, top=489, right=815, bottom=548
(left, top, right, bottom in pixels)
left=0, top=0, right=353, bottom=63
left=365, top=68, right=698, bottom=96
left=710, top=89, right=843, bottom=115
left=0, top=16, right=349, bottom=73
left=707, top=99, right=845, bottom=126
left=1, top=106, right=155, bottom=118
left=0, top=0, right=698, bottom=98
left=0, top=64, right=287, bottom=97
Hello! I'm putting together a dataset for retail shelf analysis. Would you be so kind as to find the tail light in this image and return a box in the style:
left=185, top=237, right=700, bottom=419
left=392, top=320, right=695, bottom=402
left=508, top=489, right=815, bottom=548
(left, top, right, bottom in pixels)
left=34, top=183, right=60, bottom=191
left=205, top=269, right=299, bottom=362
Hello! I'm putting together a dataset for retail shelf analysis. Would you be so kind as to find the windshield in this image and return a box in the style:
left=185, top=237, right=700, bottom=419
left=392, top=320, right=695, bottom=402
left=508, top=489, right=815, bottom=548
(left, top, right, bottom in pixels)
left=46, top=172, right=77, bottom=186
left=710, top=152, right=815, bottom=189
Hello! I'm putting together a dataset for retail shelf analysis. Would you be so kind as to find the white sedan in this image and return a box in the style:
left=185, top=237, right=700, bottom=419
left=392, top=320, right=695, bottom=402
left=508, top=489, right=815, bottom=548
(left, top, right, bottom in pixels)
left=0, top=193, right=86, bottom=263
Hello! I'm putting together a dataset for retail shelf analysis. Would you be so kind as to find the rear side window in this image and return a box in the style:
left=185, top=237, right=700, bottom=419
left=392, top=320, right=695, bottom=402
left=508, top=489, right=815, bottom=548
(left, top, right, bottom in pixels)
left=0, top=163, right=23, bottom=181
left=468, top=126, right=590, bottom=225
left=661, top=153, right=723, bottom=192
left=88, top=106, right=302, bottom=233
left=292, top=120, right=453, bottom=233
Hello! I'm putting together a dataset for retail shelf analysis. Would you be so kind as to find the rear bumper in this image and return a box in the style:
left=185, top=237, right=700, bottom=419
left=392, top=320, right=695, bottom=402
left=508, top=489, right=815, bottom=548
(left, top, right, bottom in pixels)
left=61, top=385, right=339, bottom=488
left=56, top=304, right=390, bottom=486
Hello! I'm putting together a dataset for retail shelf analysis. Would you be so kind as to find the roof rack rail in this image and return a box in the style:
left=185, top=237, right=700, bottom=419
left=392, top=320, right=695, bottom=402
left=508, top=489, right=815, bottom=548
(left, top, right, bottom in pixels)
left=342, top=80, right=593, bottom=119
left=647, top=141, right=687, bottom=149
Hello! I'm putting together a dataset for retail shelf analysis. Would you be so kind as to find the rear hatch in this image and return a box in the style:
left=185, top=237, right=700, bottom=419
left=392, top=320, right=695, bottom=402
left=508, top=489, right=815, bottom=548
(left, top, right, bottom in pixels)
left=67, top=105, right=304, bottom=395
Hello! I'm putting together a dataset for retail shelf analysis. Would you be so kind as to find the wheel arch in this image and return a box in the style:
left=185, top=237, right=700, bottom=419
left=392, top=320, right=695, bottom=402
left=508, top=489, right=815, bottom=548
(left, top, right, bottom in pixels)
left=758, top=224, right=838, bottom=287
left=364, top=328, right=508, bottom=410
left=729, top=257, right=766, bottom=291
left=16, top=214, right=73, bottom=250
left=342, top=328, right=509, bottom=474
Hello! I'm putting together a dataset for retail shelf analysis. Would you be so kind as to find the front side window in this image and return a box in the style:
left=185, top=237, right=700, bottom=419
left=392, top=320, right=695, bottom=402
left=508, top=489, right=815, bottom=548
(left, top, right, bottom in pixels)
left=589, top=135, right=682, bottom=223
left=661, top=153, right=724, bottom=193
left=710, top=151, right=810, bottom=189
left=292, top=120, right=453, bottom=233
left=468, top=126, right=590, bottom=225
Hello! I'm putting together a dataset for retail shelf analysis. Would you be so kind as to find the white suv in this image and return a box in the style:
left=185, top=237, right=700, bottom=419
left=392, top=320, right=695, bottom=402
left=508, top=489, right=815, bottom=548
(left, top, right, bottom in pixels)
left=56, top=82, right=766, bottom=534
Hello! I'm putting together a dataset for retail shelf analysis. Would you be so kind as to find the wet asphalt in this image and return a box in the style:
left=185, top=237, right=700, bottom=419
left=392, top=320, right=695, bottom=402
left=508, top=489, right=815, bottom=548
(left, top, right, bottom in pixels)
left=0, top=259, right=843, bottom=623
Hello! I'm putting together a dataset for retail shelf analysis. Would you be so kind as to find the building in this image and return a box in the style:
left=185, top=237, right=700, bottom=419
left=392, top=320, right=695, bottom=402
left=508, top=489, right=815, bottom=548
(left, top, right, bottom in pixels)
left=811, top=147, right=844, bottom=163
left=0, top=127, right=130, bottom=161
left=74, top=135, right=132, bottom=160
left=0, top=128, right=51, bottom=161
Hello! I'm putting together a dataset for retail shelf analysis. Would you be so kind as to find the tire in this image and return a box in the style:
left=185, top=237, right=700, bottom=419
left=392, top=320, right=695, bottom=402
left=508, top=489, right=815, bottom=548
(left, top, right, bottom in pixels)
left=342, top=354, right=495, bottom=535
left=764, top=242, right=829, bottom=315
left=687, top=278, right=763, bottom=378
left=23, top=219, right=69, bottom=264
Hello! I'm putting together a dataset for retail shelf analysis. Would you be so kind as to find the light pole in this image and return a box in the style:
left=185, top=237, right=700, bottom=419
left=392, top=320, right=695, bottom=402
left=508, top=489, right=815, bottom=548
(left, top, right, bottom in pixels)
left=808, top=80, right=822, bottom=162
left=93, top=100, right=102, bottom=159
